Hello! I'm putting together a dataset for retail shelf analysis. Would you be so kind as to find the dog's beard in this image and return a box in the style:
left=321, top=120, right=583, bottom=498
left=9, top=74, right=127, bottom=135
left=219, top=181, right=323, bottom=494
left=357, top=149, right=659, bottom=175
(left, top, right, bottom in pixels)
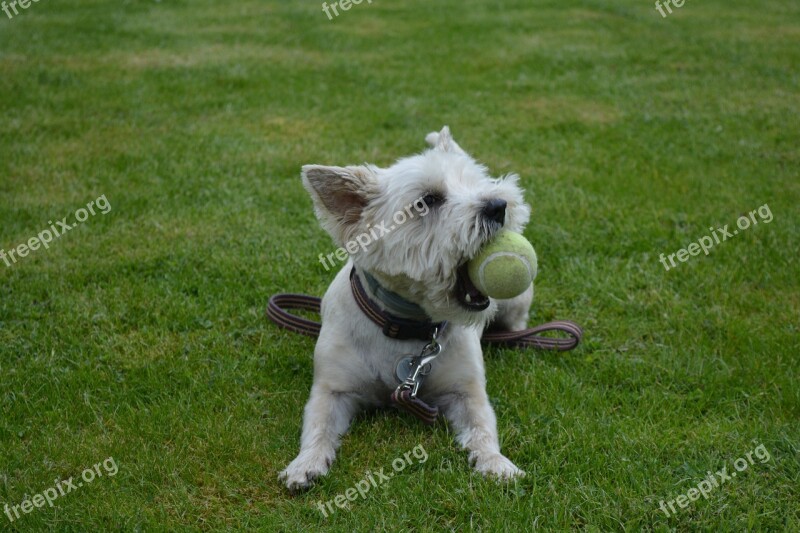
left=357, top=232, right=503, bottom=327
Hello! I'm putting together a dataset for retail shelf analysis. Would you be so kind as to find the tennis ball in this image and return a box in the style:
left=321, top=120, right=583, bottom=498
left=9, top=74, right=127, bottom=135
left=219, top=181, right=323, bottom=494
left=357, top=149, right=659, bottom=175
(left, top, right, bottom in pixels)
left=467, top=231, right=537, bottom=299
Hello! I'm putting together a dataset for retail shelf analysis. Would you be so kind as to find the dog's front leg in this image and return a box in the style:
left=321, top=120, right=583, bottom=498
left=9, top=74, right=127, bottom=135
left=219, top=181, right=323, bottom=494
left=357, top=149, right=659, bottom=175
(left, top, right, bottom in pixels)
left=279, top=384, right=359, bottom=492
left=439, top=386, right=525, bottom=480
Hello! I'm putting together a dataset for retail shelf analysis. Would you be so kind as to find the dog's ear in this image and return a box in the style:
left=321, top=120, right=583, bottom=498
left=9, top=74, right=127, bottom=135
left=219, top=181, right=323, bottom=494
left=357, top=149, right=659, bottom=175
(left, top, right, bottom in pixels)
left=301, top=164, right=379, bottom=244
left=425, top=125, right=467, bottom=156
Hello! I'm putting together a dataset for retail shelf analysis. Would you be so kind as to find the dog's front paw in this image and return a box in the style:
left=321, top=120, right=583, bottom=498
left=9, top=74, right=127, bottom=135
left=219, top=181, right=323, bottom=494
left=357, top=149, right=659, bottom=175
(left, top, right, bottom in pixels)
left=470, top=452, right=525, bottom=481
left=279, top=451, right=333, bottom=492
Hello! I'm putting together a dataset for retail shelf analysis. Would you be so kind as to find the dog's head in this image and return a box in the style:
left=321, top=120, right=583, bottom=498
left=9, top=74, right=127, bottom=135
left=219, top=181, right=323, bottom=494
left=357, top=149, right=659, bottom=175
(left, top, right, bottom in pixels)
left=302, top=126, right=530, bottom=326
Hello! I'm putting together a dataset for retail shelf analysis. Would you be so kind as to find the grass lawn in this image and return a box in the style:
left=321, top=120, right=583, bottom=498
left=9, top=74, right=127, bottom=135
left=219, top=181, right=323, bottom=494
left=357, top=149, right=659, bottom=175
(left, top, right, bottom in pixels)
left=1, top=0, right=799, bottom=530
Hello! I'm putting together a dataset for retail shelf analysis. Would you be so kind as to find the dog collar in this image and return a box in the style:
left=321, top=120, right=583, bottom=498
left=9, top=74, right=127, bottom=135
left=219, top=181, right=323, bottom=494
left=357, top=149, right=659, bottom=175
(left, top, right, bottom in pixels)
left=361, top=270, right=430, bottom=320
left=350, top=267, right=447, bottom=341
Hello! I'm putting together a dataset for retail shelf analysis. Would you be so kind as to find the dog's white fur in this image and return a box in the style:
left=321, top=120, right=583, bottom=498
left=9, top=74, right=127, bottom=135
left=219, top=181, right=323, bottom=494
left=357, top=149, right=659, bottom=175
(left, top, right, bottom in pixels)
left=280, top=127, right=533, bottom=491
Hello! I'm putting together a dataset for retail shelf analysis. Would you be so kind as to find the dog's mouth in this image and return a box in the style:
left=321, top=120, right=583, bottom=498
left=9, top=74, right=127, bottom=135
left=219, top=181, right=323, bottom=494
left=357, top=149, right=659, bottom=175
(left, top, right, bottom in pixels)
left=455, top=263, right=490, bottom=311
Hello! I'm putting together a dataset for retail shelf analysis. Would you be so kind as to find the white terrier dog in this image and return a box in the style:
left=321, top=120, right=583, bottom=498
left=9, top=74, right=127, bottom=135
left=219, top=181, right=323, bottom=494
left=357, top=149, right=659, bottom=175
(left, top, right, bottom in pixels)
left=280, top=127, right=533, bottom=492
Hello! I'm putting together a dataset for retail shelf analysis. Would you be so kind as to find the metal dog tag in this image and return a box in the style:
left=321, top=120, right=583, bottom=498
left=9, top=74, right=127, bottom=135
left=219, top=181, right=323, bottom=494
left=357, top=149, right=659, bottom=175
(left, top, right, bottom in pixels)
left=395, top=356, right=416, bottom=383
left=395, top=355, right=433, bottom=383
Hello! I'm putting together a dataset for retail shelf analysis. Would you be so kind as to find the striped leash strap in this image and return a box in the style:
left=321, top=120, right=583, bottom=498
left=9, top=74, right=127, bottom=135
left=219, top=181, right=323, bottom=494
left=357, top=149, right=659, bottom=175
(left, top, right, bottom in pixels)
left=267, top=293, right=582, bottom=350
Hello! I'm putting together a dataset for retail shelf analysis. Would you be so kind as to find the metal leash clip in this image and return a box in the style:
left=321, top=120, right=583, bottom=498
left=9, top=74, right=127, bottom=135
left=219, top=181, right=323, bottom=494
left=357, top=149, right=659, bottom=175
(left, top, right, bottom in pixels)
left=397, top=327, right=441, bottom=398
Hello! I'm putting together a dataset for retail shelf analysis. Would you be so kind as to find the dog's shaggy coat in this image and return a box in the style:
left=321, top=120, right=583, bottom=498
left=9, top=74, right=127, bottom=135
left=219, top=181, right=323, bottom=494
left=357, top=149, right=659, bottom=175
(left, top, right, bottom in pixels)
left=280, top=127, right=533, bottom=491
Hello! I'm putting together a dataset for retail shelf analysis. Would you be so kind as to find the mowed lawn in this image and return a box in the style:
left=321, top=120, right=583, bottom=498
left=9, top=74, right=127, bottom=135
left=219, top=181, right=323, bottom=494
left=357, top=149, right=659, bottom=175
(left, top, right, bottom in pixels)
left=1, top=0, right=799, bottom=530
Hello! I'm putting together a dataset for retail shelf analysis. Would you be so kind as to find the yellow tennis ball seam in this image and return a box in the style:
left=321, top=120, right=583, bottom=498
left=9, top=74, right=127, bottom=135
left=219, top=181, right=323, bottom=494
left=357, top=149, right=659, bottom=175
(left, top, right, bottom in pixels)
left=475, top=251, right=534, bottom=292
left=467, top=231, right=537, bottom=299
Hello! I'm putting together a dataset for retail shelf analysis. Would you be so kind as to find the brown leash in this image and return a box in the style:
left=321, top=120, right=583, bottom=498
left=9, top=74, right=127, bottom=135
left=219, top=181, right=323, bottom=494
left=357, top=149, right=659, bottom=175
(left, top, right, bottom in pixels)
left=267, top=270, right=582, bottom=424
left=267, top=275, right=582, bottom=351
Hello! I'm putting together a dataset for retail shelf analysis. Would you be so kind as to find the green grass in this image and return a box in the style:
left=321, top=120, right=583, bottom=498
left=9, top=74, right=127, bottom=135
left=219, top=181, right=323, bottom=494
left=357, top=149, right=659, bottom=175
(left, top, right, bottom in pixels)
left=1, top=0, right=798, bottom=530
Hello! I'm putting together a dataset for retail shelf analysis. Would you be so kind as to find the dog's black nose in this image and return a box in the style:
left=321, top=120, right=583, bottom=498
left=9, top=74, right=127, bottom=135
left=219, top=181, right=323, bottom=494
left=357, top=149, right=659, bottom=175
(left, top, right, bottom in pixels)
left=482, top=199, right=507, bottom=225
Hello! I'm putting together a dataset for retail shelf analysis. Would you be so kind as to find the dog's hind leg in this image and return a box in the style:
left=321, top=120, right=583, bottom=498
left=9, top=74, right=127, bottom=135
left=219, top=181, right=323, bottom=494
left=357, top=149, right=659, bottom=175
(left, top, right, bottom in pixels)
left=279, top=385, right=360, bottom=492
left=488, top=284, right=533, bottom=332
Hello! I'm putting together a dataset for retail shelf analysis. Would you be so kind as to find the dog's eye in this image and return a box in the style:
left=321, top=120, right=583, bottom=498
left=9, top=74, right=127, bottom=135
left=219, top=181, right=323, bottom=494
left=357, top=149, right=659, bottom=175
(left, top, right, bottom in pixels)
left=420, top=194, right=443, bottom=208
